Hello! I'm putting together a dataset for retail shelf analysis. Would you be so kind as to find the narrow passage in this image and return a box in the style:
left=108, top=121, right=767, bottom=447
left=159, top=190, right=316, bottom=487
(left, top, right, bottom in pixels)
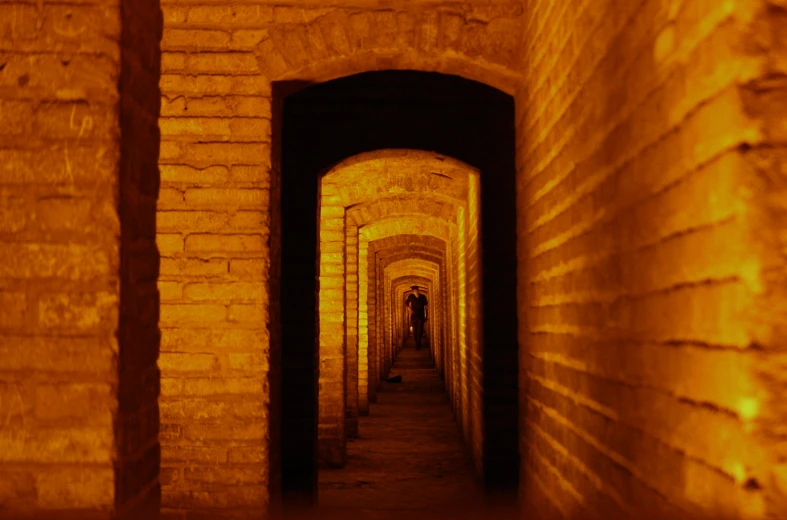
left=315, top=340, right=489, bottom=519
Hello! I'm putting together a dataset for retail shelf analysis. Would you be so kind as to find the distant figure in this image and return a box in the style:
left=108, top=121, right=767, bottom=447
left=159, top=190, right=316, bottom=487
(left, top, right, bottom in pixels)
left=405, top=285, right=428, bottom=350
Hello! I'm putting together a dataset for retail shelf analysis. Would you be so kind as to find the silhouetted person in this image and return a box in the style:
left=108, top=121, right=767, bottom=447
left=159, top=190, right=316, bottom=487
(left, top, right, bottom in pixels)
left=405, top=285, right=428, bottom=350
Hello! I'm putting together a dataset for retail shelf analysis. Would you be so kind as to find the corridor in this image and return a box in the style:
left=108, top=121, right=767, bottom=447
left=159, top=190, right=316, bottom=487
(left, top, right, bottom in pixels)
left=305, top=340, right=514, bottom=520
left=2, top=1, right=786, bottom=518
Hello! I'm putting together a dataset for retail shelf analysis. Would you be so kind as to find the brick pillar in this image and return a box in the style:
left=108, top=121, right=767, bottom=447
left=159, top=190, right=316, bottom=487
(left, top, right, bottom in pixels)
left=0, top=1, right=161, bottom=517
left=344, top=223, right=360, bottom=437
left=317, top=182, right=346, bottom=468
left=359, top=233, right=376, bottom=404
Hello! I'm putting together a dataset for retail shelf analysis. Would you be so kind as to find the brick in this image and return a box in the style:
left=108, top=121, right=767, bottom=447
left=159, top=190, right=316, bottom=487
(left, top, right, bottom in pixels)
left=36, top=197, right=95, bottom=231
left=228, top=447, right=265, bottom=464
left=0, top=291, right=26, bottom=328
left=0, top=336, right=116, bottom=373
left=161, top=52, right=187, bottom=72
left=161, top=96, right=270, bottom=118
left=222, top=353, right=267, bottom=371
left=160, top=446, right=227, bottom=464
left=36, top=468, right=114, bottom=510
left=184, top=282, right=263, bottom=302
left=0, top=243, right=114, bottom=280
left=158, top=281, right=183, bottom=301
left=185, top=188, right=268, bottom=207
left=230, top=30, right=269, bottom=49
left=37, top=291, right=117, bottom=331
left=186, top=5, right=274, bottom=24
left=227, top=304, right=263, bottom=323
left=185, top=234, right=264, bottom=253
left=186, top=53, right=260, bottom=74
left=161, top=165, right=229, bottom=185
left=163, top=29, right=231, bottom=49
left=160, top=328, right=264, bottom=352
left=0, top=427, right=113, bottom=463
left=159, top=400, right=265, bottom=421
left=159, top=117, right=231, bottom=137
left=182, top=377, right=264, bottom=396
left=160, top=74, right=271, bottom=97
left=189, top=486, right=267, bottom=509
left=229, top=258, right=267, bottom=278
left=160, top=257, right=228, bottom=278
left=158, top=234, right=184, bottom=254
left=160, top=304, right=227, bottom=324
left=0, top=471, right=35, bottom=508
left=35, top=384, right=113, bottom=422
left=182, top=422, right=265, bottom=442
left=184, top=467, right=264, bottom=485
left=159, top=353, right=218, bottom=372
left=158, top=211, right=228, bottom=233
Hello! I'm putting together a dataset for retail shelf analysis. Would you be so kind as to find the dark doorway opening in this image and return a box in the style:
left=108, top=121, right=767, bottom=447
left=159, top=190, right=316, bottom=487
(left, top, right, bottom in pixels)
left=275, top=70, right=519, bottom=510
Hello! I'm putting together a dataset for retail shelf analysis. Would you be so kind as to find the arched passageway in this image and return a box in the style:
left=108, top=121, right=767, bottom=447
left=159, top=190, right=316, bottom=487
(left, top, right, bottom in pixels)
left=279, top=70, right=520, bottom=511
left=2, top=2, right=786, bottom=520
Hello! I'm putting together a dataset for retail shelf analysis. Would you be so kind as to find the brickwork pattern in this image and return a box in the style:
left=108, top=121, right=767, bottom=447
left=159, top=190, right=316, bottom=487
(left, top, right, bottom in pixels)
left=516, top=0, right=786, bottom=517
left=4, top=0, right=785, bottom=517
left=318, top=150, right=476, bottom=468
left=155, top=1, right=523, bottom=513
left=366, top=235, right=448, bottom=401
left=1, top=1, right=137, bottom=517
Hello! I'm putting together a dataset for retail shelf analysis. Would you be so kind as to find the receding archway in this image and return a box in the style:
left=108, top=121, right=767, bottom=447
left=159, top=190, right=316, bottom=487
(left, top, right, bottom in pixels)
left=278, top=70, right=518, bottom=507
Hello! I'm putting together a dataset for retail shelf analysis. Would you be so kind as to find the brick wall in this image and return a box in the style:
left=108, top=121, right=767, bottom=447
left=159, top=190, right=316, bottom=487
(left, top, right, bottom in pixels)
left=0, top=0, right=163, bottom=516
left=9, top=0, right=785, bottom=516
left=0, top=0, right=156, bottom=516
left=158, top=2, right=272, bottom=512
left=739, top=1, right=787, bottom=512
left=154, top=2, right=522, bottom=511
left=516, top=0, right=786, bottom=517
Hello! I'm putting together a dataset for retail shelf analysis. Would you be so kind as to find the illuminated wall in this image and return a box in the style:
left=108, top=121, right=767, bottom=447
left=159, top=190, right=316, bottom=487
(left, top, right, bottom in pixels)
left=1, top=0, right=785, bottom=518
left=316, top=150, right=482, bottom=470
left=517, top=1, right=787, bottom=518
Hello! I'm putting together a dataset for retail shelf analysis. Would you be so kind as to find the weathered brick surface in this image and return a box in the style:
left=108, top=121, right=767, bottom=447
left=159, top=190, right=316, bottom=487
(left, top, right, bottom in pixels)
left=516, top=0, right=786, bottom=517
left=154, top=1, right=524, bottom=513
left=0, top=0, right=121, bottom=516
left=6, top=0, right=784, bottom=516
left=0, top=0, right=162, bottom=515
left=157, top=0, right=274, bottom=511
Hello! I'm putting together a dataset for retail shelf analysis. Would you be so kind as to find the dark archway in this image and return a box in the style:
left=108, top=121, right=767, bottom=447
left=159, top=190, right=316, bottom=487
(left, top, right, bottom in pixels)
left=275, top=70, right=519, bottom=508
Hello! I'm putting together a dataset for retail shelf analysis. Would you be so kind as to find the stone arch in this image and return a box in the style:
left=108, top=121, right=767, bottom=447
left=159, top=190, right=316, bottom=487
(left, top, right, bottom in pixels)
left=259, top=7, right=523, bottom=93
left=158, top=3, right=512, bottom=504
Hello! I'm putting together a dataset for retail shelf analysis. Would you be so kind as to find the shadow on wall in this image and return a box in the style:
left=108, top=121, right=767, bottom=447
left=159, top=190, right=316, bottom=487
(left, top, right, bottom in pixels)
left=116, top=0, right=163, bottom=517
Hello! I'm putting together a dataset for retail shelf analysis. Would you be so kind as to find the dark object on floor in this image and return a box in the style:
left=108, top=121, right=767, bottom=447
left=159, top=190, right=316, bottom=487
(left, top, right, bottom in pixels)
left=385, top=375, right=402, bottom=383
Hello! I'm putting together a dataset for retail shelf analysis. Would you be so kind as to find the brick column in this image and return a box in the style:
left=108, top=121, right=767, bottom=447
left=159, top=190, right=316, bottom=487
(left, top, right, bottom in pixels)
left=316, top=182, right=346, bottom=468
left=0, top=1, right=161, bottom=517
left=344, top=222, right=360, bottom=437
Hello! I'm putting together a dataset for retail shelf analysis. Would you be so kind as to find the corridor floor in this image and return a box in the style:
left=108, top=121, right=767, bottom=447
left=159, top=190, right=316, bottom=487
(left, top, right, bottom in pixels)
left=305, top=339, right=515, bottom=520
